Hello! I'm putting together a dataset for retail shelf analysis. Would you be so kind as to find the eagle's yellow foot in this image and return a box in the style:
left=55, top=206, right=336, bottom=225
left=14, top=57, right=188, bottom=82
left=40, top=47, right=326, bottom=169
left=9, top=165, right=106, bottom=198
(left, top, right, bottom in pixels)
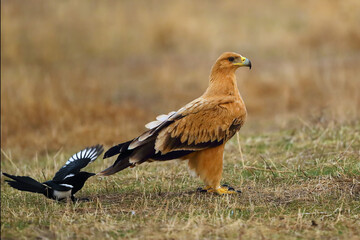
left=210, top=186, right=237, bottom=195
left=197, top=185, right=241, bottom=195
left=197, top=186, right=212, bottom=193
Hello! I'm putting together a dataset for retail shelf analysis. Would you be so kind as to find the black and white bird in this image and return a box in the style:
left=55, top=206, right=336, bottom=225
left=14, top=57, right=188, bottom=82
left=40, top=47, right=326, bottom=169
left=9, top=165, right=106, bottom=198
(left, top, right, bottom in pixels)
left=2, top=145, right=103, bottom=202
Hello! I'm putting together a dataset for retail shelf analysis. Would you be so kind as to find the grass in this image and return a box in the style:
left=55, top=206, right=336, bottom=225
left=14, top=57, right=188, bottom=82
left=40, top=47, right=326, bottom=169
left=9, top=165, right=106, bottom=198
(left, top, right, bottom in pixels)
left=2, top=122, right=359, bottom=239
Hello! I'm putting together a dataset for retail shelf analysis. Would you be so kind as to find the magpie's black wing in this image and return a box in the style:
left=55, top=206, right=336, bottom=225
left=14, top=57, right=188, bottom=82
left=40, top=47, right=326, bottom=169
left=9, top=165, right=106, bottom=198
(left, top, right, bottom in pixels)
left=52, top=145, right=104, bottom=181
left=43, top=180, right=73, bottom=191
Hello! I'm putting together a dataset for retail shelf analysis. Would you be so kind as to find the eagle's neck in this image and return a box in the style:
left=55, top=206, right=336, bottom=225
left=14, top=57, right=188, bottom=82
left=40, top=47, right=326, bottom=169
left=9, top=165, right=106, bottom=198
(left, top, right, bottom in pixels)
left=204, top=68, right=240, bottom=97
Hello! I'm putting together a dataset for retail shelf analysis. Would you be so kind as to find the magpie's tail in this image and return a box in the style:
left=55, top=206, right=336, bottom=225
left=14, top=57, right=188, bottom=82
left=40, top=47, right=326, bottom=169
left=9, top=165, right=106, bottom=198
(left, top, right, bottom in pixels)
left=2, top=172, right=47, bottom=195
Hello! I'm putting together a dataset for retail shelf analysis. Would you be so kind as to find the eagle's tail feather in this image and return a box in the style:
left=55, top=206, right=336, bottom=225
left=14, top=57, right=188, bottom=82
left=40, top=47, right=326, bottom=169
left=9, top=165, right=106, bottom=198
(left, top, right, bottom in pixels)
left=99, top=141, right=135, bottom=176
left=103, top=141, right=132, bottom=159
left=98, top=156, right=132, bottom=176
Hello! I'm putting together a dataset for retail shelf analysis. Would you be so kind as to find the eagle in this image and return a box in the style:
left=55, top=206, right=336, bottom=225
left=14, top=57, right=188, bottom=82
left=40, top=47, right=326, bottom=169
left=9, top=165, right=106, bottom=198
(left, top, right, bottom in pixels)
left=100, top=52, right=251, bottom=195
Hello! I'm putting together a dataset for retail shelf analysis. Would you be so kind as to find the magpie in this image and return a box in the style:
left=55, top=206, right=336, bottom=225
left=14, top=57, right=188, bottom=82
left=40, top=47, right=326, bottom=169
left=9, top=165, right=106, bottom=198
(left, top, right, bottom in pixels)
left=2, top=145, right=104, bottom=202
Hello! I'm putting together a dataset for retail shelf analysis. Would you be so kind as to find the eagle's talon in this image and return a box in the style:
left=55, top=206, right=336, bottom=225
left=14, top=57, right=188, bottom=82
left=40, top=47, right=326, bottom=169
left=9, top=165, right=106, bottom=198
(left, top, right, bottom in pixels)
left=197, top=185, right=240, bottom=195
left=221, top=184, right=236, bottom=191
left=197, top=186, right=213, bottom=193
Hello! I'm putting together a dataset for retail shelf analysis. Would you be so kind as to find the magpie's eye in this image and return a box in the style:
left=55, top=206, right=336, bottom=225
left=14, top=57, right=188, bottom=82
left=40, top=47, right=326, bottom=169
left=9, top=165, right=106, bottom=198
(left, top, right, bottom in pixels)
left=228, top=57, right=235, bottom=62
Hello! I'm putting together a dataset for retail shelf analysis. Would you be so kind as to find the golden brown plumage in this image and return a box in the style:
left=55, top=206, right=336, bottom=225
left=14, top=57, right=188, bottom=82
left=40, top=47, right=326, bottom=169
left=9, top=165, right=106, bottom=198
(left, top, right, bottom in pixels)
left=100, top=52, right=251, bottom=194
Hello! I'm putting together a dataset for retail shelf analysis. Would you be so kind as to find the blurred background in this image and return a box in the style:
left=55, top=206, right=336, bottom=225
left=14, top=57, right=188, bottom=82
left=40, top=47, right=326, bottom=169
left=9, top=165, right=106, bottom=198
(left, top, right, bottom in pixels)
left=2, top=0, right=360, bottom=158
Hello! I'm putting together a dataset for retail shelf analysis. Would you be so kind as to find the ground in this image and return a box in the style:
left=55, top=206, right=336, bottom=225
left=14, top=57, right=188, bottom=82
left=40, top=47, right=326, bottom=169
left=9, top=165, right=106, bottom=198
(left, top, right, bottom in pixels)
left=1, top=122, right=359, bottom=239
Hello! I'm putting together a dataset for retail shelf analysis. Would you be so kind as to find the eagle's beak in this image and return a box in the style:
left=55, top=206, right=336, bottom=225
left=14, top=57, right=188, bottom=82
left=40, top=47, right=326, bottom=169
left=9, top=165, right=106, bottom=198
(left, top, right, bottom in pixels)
left=233, top=56, right=252, bottom=69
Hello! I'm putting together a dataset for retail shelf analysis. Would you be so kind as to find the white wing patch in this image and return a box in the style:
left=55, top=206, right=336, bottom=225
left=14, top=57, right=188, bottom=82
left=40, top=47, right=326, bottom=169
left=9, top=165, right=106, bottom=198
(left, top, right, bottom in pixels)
left=64, top=157, right=76, bottom=166
left=59, top=184, right=73, bottom=188
left=144, top=121, right=162, bottom=130
left=145, top=111, right=176, bottom=130
left=63, top=174, right=75, bottom=179
left=128, top=111, right=178, bottom=150
left=156, top=114, right=169, bottom=121
left=63, top=147, right=101, bottom=167
left=143, top=98, right=206, bottom=131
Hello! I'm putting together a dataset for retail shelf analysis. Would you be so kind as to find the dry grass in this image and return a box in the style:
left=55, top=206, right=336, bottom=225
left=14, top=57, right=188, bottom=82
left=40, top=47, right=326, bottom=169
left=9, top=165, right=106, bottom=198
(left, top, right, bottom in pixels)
left=1, top=0, right=360, bottom=239
left=1, top=123, right=359, bottom=239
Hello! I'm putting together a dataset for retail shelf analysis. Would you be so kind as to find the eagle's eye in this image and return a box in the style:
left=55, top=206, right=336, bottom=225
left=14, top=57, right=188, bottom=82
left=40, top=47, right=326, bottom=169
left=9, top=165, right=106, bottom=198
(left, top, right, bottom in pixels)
left=228, top=57, right=235, bottom=62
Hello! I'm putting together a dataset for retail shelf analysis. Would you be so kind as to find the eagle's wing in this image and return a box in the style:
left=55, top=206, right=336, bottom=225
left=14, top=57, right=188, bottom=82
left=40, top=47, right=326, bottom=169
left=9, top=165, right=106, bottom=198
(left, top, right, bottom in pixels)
left=52, top=145, right=103, bottom=181
left=155, top=96, right=245, bottom=154
left=129, top=96, right=245, bottom=156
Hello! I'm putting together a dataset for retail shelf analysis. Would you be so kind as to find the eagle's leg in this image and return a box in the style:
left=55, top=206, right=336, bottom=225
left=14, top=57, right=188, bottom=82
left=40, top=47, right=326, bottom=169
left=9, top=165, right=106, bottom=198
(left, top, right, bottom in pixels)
left=188, top=144, right=238, bottom=195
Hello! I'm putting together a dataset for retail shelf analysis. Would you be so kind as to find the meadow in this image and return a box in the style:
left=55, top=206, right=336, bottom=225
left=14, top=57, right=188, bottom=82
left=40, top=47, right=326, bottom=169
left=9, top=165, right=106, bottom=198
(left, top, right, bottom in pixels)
left=1, top=0, right=360, bottom=239
left=2, top=124, right=359, bottom=239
